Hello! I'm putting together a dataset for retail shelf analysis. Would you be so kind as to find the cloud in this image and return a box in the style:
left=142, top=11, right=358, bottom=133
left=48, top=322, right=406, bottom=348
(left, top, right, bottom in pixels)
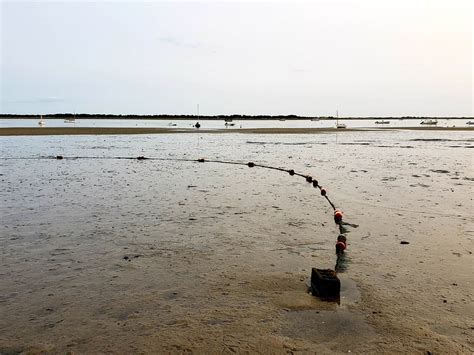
left=292, top=68, right=309, bottom=73
left=157, top=36, right=200, bottom=49
left=156, top=36, right=222, bottom=54
left=3, top=96, right=64, bottom=104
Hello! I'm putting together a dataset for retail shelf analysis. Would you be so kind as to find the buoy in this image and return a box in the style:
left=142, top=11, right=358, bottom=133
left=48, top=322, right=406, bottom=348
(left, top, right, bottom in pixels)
left=337, top=234, right=346, bottom=243
left=197, top=158, right=205, bottom=163
left=288, top=169, right=295, bottom=176
left=137, top=156, right=146, bottom=160
left=320, top=188, right=326, bottom=196
left=56, top=155, right=63, bottom=160
left=335, top=241, right=346, bottom=253
left=334, top=209, right=343, bottom=223
left=306, top=175, right=313, bottom=183
left=312, top=180, right=319, bottom=188
left=248, top=162, right=255, bottom=167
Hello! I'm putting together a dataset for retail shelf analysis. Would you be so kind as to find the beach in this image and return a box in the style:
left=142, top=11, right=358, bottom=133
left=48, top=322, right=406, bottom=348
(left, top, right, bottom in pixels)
left=0, top=129, right=473, bottom=353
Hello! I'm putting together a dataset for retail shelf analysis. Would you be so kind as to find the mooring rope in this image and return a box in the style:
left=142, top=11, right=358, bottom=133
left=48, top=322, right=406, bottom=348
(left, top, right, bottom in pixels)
left=4, top=154, right=349, bottom=259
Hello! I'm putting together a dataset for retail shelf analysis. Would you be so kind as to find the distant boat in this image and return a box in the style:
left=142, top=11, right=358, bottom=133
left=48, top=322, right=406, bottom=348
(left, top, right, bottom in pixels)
left=64, top=112, right=76, bottom=123
left=335, top=110, right=346, bottom=128
left=375, top=120, right=390, bottom=124
left=466, top=121, right=474, bottom=125
left=279, top=118, right=286, bottom=121
left=168, top=122, right=177, bottom=126
left=225, top=122, right=235, bottom=127
left=38, top=115, right=45, bottom=127
left=420, top=119, right=438, bottom=125
left=311, top=118, right=320, bottom=121
left=194, top=103, right=201, bottom=128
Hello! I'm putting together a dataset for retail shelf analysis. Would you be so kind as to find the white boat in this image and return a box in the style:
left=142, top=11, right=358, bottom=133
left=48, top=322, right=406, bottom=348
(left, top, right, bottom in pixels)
left=375, top=120, right=390, bottom=124
left=38, top=115, right=45, bottom=127
left=335, top=110, right=346, bottom=128
left=466, top=121, right=474, bottom=125
left=224, top=118, right=235, bottom=126
left=64, top=112, right=76, bottom=123
left=168, top=122, right=177, bottom=126
left=420, top=119, right=438, bottom=125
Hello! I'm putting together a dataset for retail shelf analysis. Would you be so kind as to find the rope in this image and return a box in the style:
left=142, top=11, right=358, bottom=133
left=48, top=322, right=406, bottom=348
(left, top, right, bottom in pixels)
left=3, top=154, right=349, bottom=262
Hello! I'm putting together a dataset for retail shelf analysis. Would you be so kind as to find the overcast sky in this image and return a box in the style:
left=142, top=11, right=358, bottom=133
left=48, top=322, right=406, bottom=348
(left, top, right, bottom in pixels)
left=1, top=0, right=472, bottom=116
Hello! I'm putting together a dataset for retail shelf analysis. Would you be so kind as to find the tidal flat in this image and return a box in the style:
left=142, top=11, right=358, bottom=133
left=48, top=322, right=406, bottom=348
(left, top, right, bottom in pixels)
left=0, top=130, right=473, bottom=353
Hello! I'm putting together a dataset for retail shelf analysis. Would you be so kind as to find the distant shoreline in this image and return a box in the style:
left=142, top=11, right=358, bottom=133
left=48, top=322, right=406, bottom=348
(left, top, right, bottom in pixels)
left=1, top=115, right=472, bottom=121
left=1, top=126, right=472, bottom=136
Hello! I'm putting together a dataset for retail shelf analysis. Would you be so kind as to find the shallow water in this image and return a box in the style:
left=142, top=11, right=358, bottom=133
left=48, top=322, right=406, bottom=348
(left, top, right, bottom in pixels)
left=1, top=117, right=472, bottom=129
left=0, top=130, right=473, bottom=353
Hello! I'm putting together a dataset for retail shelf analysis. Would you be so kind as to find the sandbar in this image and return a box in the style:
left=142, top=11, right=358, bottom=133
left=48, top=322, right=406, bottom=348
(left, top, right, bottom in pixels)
left=0, top=126, right=472, bottom=136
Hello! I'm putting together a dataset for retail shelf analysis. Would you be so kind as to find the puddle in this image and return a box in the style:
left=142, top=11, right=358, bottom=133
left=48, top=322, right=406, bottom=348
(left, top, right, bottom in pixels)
left=282, top=308, right=374, bottom=352
left=282, top=274, right=371, bottom=351
left=304, top=273, right=360, bottom=307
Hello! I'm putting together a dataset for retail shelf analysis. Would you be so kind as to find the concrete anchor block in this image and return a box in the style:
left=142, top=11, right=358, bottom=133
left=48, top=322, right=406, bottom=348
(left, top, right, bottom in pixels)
left=311, top=268, right=340, bottom=300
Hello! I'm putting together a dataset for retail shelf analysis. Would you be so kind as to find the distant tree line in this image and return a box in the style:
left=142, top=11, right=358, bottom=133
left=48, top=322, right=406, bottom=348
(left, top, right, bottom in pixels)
left=0, top=113, right=471, bottom=120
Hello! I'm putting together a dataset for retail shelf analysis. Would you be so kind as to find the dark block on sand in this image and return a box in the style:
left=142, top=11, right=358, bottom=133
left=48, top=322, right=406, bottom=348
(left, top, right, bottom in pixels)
left=311, top=268, right=340, bottom=300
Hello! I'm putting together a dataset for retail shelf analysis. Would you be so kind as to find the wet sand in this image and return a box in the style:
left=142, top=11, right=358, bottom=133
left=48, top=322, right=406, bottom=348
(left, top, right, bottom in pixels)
left=0, top=126, right=473, bottom=136
left=0, top=131, right=473, bottom=353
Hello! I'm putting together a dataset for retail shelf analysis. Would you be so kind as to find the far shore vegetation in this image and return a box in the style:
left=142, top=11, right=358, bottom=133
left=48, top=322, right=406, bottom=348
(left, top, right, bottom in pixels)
left=1, top=114, right=472, bottom=120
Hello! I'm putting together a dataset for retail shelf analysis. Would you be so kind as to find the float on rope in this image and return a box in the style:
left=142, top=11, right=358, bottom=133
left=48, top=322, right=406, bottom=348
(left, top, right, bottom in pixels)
left=46, top=154, right=350, bottom=300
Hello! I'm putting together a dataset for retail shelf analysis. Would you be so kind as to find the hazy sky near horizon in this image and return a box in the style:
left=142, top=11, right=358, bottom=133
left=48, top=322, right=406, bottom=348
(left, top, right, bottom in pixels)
left=1, top=0, right=472, bottom=116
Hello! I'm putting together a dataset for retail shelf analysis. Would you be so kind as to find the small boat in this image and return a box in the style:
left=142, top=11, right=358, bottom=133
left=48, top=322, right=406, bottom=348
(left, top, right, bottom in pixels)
left=64, top=112, right=76, bottom=123
left=311, top=118, right=320, bottom=121
left=420, top=119, right=438, bottom=125
left=38, top=115, right=45, bottom=127
left=168, top=122, right=177, bottom=126
left=194, top=104, right=201, bottom=128
left=335, top=111, right=346, bottom=128
left=375, top=120, right=390, bottom=124
left=279, top=118, right=286, bottom=121
left=334, top=109, right=346, bottom=128
left=466, top=121, right=474, bottom=125
left=225, top=122, right=235, bottom=127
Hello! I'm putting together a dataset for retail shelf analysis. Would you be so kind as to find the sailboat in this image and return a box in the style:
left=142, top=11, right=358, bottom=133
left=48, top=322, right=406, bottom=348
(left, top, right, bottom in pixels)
left=335, top=110, right=346, bottom=129
left=38, top=115, right=45, bottom=127
left=194, top=103, right=201, bottom=128
left=64, top=112, right=76, bottom=123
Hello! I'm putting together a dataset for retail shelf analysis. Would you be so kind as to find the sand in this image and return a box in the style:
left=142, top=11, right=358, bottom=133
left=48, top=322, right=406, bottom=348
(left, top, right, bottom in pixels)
left=0, top=131, right=473, bottom=354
